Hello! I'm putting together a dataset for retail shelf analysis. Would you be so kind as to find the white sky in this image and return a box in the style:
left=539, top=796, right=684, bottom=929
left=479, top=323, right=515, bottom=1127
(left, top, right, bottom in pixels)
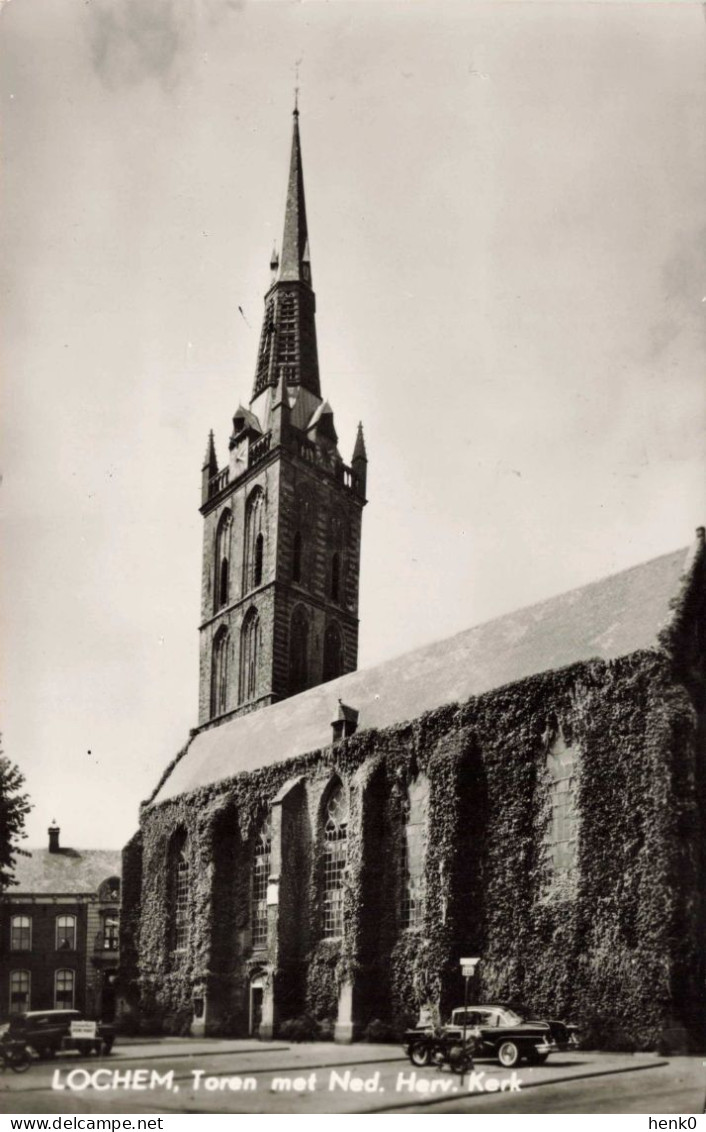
left=1, top=0, right=704, bottom=851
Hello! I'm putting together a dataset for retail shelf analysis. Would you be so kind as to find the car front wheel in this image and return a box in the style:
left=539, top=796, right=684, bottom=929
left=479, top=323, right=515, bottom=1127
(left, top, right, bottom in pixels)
left=409, top=1041, right=431, bottom=1067
left=497, top=1040, right=521, bottom=1069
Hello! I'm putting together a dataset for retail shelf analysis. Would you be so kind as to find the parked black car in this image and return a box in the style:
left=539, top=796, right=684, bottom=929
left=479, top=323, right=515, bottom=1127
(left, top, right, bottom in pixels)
left=4, top=1011, right=115, bottom=1058
left=404, top=1003, right=578, bottom=1069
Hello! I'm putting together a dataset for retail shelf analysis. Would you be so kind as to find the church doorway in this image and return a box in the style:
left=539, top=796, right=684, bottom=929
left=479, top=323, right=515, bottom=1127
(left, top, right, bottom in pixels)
left=249, top=976, right=264, bottom=1037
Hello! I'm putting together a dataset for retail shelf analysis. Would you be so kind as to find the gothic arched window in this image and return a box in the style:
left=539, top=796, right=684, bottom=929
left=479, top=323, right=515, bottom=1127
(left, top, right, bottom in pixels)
left=322, top=782, right=348, bottom=939
left=243, top=489, right=264, bottom=594
left=545, top=733, right=579, bottom=890
left=289, top=606, right=309, bottom=695
left=323, top=622, right=344, bottom=683
left=239, top=608, right=260, bottom=704
left=400, top=775, right=429, bottom=929
left=251, top=814, right=272, bottom=950
left=169, top=830, right=189, bottom=954
left=211, top=627, right=230, bottom=718
left=214, top=510, right=232, bottom=611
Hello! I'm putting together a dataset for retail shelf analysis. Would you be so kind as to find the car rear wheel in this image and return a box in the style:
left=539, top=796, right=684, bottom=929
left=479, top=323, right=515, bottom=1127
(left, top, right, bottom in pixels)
left=77, top=1042, right=92, bottom=1057
left=497, top=1040, right=521, bottom=1069
left=409, top=1041, right=431, bottom=1067
left=101, top=1039, right=114, bottom=1056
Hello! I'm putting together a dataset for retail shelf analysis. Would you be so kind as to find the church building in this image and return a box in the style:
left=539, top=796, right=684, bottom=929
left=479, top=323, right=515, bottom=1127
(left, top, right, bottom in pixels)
left=120, top=110, right=706, bottom=1052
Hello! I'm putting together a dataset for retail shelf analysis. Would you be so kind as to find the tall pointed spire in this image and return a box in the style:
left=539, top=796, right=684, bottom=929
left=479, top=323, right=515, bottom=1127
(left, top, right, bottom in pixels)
left=251, top=108, right=321, bottom=402
left=279, top=106, right=311, bottom=285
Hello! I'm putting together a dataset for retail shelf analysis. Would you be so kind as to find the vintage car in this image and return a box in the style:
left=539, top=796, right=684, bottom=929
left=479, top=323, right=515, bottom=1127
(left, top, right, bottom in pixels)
left=404, top=1003, right=578, bottom=1069
left=4, top=1010, right=115, bottom=1058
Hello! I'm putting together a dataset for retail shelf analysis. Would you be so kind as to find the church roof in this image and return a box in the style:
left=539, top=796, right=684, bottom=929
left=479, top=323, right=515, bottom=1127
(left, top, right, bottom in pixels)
left=7, top=848, right=122, bottom=895
left=149, top=542, right=698, bottom=807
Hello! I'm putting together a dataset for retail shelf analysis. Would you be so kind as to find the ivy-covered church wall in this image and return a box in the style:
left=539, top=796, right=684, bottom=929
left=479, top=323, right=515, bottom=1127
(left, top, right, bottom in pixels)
left=126, top=645, right=704, bottom=1049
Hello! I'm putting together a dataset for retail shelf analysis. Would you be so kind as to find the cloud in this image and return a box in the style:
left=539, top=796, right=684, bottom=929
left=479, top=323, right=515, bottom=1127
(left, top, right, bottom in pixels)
left=86, top=0, right=184, bottom=89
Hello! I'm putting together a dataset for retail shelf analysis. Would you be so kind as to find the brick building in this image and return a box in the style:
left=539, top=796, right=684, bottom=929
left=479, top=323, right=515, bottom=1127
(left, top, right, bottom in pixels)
left=1, top=825, right=121, bottom=1021
left=120, top=110, right=706, bottom=1051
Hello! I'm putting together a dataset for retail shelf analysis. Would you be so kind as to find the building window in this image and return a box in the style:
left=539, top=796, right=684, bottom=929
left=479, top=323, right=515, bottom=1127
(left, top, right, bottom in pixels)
left=323, top=622, right=344, bottom=683
left=170, top=832, right=189, bottom=953
left=239, top=608, right=260, bottom=704
left=9, top=970, right=30, bottom=1014
left=101, top=916, right=119, bottom=951
left=292, top=530, right=302, bottom=583
left=211, top=627, right=230, bottom=718
left=251, top=814, right=272, bottom=950
left=10, top=916, right=31, bottom=951
left=322, top=782, right=348, bottom=939
left=401, top=775, right=429, bottom=929
left=289, top=606, right=309, bottom=695
left=330, top=553, right=340, bottom=602
left=56, top=915, right=76, bottom=951
left=545, top=732, right=579, bottom=890
left=54, top=969, right=75, bottom=1009
left=214, top=510, right=232, bottom=611
left=243, top=489, right=264, bottom=594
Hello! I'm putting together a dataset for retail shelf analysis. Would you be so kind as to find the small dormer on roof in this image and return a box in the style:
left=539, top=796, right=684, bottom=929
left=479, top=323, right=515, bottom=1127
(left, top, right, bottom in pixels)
left=230, top=404, right=263, bottom=448
left=307, top=400, right=338, bottom=448
left=331, top=700, right=359, bottom=743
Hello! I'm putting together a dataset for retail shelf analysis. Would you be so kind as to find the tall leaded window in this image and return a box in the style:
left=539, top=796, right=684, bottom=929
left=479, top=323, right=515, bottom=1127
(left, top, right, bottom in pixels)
left=239, top=608, right=260, bottom=704
left=10, top=916, right=31, bottom=951
left=323, top=622, right=344, bottom=683
left=211, top=627, right=230, bottom=718
left=54, top=968, right=75, bottom=1009
left=545, top=732, right=579, bottom=890
left=214, top=510, right=232, bottom=611
left=170, top=831, right=189, bottom=953
left=9, top=970, right=30, bottom=1014
left=56, top=915, right=76, bottom=951
left=251, top=814, right=272, bottom=950
left=322, top=782, right=348, bottom=938
left=243, top=489, right=264, bottom=594
left=289, top=606, right=309, bottom=695
left=401, top=775, right=429, bottom=929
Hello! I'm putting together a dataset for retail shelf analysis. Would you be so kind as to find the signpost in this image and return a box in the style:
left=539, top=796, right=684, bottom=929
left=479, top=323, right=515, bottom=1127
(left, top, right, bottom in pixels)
left=459, top=956, right=480, bottom=1057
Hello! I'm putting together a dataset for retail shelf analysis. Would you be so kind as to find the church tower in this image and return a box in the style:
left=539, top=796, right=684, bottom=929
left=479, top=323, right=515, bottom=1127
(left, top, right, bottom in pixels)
left=197, top=108, right=368, bottom=726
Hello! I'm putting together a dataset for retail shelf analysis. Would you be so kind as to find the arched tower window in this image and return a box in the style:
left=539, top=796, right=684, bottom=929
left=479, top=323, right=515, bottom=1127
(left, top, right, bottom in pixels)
left=169, top=830, right=189, bottom=953
left=211, top=627, right=230, bottom=718
left=239, top=608, right=261, bottom=704
left=251, top=814, right=272, bottom=950
left=214, top=510, right=232, bottom=611
left=243, top=489, right=264, bottom=594
left=292, top=531, right=302, bottom=583
left=330, top=553, right=340, bottom=602
left=400, top=774, right=429, bottom=929
left=322, top=781, right=348, bottom=938
left=289, top=606, right=309, bottom=695
left=323, top=622, right=344, bottom=683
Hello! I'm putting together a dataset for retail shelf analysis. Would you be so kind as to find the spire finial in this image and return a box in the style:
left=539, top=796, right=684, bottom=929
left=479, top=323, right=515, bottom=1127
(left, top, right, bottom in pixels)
left=294, top=60, right=300, bottom=118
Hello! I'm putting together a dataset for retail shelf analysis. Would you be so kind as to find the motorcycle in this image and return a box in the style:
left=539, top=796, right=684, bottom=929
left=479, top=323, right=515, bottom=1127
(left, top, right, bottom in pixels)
left=0, top=1036, right=32, bottom=1073
left=404, top=1028, right=476, bottom=1075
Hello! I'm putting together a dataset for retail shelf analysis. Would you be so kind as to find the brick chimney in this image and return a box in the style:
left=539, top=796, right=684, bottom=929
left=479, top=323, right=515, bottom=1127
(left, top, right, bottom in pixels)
left=48, top=823, right=60, bottom=853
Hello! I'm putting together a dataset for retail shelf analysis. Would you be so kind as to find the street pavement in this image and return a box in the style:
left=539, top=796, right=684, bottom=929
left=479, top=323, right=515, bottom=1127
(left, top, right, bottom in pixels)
left=1, top=1038, right=703, bottom=1115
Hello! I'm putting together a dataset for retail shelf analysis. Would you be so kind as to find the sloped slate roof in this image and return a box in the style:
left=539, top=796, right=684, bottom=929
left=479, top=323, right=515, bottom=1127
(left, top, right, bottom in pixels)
left=8, top=848, right=122, bottom=895
left=150, top=545, right=692, bottom=807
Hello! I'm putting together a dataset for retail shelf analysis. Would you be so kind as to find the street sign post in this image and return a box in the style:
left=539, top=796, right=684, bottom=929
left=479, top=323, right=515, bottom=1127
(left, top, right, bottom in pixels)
left=459, top=957, right=481, bottom=1061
